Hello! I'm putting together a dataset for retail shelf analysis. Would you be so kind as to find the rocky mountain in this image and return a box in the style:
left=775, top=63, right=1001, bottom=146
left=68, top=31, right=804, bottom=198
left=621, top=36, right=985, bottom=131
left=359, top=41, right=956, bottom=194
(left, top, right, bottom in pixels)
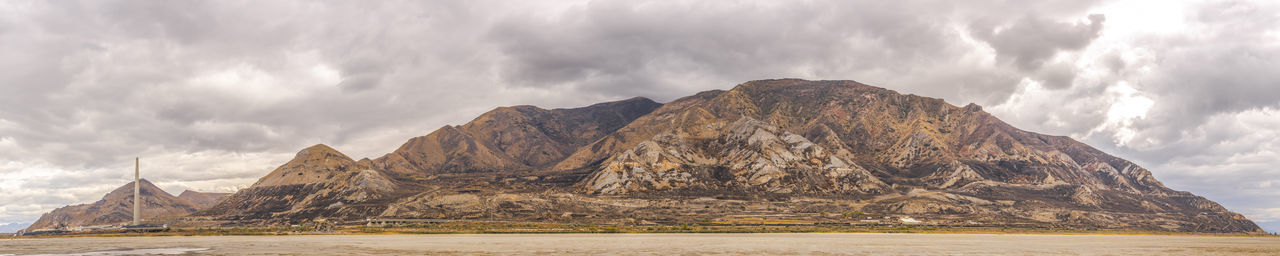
left=197, top=144, right=401, bottom=221
left=25, top=179, right=203, bottom=230
left=565, top=79, right=1261, bottom=232
left=375, top=97, right=662, bottom=177
left=178, top=191, right=230, bottom=208
left=195, top=79, right=1260, bottom=233
left=195, top=98, right=662, bottom=221
left=580, top=116, right=890, bottom=195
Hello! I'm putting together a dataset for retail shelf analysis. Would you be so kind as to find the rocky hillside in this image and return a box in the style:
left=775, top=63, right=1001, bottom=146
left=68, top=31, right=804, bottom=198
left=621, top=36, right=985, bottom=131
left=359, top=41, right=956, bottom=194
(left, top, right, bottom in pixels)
left=25, top=179, right=202, bottom=230
left=566, top=79, right=1261, bottom=232
left=195, top=98, right=662, bottom=222
left=178, top=191, right=230, bottom=208
left=198, top=144, right=400, bottom=221
left=581, top=116, right=890, bottom=195
left=195, top=79, right=1261, bottom=233
left=374, top=97, right=662, bottom=177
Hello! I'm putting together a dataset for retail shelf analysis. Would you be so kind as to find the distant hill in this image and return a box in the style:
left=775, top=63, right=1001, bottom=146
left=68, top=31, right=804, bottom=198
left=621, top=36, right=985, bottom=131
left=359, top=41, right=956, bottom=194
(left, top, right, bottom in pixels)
left=0, top=222, right=30, bottom=233
left=199, top=98, right=663, bottom=222
left=25, top=179, right=202, bottom=231
left=196, top=144, right=401, bottom=221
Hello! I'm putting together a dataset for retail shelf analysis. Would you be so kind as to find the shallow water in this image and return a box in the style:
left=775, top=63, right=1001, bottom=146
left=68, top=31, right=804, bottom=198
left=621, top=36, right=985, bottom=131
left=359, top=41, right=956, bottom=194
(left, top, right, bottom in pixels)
left=2, top=233, right=1278, bottom=255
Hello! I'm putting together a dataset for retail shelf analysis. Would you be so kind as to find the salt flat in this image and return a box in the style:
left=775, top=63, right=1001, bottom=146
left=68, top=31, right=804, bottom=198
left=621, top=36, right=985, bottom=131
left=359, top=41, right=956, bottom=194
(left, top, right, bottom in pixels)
left=2, top=233, right=1278, bottom=255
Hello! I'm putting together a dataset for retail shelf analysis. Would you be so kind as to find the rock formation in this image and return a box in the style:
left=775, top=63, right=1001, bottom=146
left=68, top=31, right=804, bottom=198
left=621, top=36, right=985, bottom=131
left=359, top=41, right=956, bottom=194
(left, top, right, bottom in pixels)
left=198, top=144, right=400, bottom=221
left=375, top=97, right=662, bottom=177
left=25, top=179, right=202, bottom=230
left=182, top=79, right=1263, bottom=233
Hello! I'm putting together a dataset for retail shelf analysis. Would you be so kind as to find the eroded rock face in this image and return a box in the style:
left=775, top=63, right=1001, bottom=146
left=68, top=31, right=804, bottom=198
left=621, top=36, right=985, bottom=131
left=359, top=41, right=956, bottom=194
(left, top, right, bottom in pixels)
left=196, top=144, right=401, bottom=221
left=566, top=79, right=1260, bottom=233
left=570, top=79, right=1178, bottom=197
left=923, top=161, right=984, bottom=189
left=375, top=97, right=662, bottom=177
left=582, top=117, right=888, bottom=195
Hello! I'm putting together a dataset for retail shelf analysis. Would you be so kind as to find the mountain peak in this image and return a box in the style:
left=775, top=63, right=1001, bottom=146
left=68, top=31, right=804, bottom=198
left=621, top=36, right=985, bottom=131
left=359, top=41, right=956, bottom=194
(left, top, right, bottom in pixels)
left=375, top=96, right=663, bottom=177
left=26, top=179, right=201, bottom=231
left=105, top=179, right=160, bottom=197
left=251, top=144, right=358, bottom=187
left=595, top=96, right=658, bottom=106
left=963, top=103, right=983, bottom=112
left=733, top=78, right=867, bottom=91
left=621, top=96, right=656, bottom=102
left=298, top=144, right=345, bottom=158
left=290, top=144, right=355, bottom=165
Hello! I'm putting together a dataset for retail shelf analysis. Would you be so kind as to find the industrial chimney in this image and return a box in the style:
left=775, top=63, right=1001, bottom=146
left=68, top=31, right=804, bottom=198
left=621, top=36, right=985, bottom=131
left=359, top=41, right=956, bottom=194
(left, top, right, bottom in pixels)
left=133, top=157, right=140, bottom=226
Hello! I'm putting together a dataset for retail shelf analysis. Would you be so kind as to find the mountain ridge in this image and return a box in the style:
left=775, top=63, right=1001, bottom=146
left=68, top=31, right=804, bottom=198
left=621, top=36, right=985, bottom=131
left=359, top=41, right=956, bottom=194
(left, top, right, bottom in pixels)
left=374, top=96, right=662, bottom=177
left=25, top=179, right=204, bottom=231
left=32, top=79, right=1259, bottom=233
left=195, top=79, right=1262, bottom=233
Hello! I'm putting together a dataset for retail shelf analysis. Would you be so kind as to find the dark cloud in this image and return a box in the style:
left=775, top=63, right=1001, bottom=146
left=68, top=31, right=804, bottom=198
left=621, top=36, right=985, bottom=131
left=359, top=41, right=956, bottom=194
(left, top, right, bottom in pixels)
left=968, top=13, right=1106, bottom=90
left=487, top=1, right=1101, bottom=103
left=972, top=14, right=1105, bottom=71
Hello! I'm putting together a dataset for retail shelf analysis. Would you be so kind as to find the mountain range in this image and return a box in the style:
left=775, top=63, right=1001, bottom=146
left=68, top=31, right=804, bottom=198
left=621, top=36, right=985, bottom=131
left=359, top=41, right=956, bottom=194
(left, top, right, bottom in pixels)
left=25, top=179, right=227, bottom=230
left=28, top=79, right=1263, bottom=233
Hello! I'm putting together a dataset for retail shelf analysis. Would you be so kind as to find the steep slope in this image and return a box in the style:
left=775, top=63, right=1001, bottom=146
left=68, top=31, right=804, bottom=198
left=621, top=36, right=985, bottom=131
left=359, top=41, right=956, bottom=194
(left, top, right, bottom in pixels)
left=197, top=144, right=399, bottom=221
left=26, top=179, right=200, bottom=230
left=198, top=98, right=659, bottom=224
left=375, top=97, right=661, bottom=178
left=582, top=116, right=889, bottom=195
left=177, top=191, right=230, bottom=209
left=568, top=79, right=1261, bottom=232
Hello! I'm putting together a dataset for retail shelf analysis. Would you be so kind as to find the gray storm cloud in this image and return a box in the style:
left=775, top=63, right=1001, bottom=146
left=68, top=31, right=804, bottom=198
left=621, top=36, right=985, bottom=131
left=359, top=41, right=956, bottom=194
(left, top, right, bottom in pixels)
left=0, top=0, right=1277, bottom=232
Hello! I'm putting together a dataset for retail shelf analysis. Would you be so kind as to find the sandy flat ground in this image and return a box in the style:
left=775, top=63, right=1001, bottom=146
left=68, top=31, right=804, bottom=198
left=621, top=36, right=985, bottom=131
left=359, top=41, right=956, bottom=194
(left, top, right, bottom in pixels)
left=2, top=233, right=1278, bottom=255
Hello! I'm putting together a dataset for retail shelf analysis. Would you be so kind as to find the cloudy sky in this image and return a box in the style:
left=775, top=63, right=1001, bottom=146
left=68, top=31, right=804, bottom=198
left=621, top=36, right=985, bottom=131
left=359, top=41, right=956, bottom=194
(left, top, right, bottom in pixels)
left=1, top=0, right=1278, bottom=232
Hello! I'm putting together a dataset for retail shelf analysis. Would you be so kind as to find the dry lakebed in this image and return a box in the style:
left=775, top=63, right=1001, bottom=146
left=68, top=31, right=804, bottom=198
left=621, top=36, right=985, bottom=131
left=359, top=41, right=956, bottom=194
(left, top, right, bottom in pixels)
left=3, top=233, right=1279, bottom=255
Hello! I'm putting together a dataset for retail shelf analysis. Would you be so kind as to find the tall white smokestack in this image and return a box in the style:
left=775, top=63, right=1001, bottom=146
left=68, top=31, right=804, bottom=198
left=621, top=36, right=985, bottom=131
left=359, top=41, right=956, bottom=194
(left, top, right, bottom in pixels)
left=133, top=157, right=140, bottom=226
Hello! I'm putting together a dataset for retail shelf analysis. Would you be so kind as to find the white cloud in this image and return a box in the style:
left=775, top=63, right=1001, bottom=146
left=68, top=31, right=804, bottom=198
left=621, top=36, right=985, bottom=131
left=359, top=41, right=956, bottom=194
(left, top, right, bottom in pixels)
left=1098, top=82, right=1155, bottom=146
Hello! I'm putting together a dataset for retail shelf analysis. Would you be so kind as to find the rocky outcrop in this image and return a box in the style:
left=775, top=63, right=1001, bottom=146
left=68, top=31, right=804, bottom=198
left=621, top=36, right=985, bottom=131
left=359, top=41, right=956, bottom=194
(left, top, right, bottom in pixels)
left=26, top=179, right=201, bottom=230
left=567, top=79, right=1260, bottom=233
left=376, top=97, right=662, bottom=177
left=197, top=144, right=400, bottom=221
left=177, top=191, right=230, bottom=208
left=197, top=98, right=660, bottom=222
left=923, top=161, right=984, bottom=189
left=566, top=79, right=1164, bottom=195
left=582, top=116, right=888, bottom=195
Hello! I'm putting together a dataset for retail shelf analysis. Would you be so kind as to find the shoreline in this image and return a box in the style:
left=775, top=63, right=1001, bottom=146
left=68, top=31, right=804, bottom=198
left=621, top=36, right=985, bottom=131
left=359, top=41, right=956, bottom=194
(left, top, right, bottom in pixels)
left=4, top=233, right=1278, bottom=255
left=9, top=223, right=1276, bottom=239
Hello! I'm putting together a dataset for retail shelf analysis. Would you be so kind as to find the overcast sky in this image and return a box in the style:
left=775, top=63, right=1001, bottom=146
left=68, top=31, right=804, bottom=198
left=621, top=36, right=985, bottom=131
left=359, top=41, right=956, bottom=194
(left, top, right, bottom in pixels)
left=1, top=0, right=1277, bottom=233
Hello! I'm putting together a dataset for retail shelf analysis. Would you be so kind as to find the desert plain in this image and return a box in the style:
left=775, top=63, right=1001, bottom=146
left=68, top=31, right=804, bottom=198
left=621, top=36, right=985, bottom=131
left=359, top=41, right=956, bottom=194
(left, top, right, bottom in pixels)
left=3, top=233, right=1279, bottom=255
